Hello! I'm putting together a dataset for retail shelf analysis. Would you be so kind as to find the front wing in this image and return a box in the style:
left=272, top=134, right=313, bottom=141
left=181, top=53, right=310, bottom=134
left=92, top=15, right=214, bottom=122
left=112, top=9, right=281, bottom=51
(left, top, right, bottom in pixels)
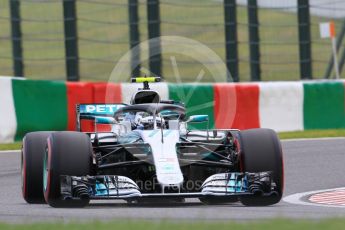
left=60, top=172, right=278, bottom=201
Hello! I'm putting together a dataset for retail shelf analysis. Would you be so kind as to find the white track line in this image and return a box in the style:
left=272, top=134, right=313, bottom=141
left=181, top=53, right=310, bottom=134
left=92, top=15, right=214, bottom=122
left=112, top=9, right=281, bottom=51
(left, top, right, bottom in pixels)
left=0, top=150, right=20, bottom=154
left=282, top=137, right=345, bottom=142
left=283, top=187, right=345, bottom=208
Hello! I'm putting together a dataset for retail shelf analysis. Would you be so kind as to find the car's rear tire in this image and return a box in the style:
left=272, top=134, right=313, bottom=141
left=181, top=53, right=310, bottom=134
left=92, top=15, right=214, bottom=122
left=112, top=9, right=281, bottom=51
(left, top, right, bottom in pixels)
left=22, top=132, right=54, bottom=204
left=238, top=128, right=284, bottom=206
left=43, top=131, right=92, bottom=208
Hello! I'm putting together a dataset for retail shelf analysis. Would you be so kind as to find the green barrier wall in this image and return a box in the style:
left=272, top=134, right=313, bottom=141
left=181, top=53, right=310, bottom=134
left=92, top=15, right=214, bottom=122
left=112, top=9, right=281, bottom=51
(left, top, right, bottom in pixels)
left=2, top=78, right=345, bottom=143
left=12, top=80, right=68, bottom=140
left=304, top=82, right=345, bottom=130
left=168, top=83, right=215, bottom=129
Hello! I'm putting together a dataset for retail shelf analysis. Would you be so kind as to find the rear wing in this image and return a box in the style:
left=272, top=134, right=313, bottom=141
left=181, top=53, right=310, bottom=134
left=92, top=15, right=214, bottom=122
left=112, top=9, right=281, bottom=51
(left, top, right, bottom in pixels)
left=76, top=104, right=126, bottom=131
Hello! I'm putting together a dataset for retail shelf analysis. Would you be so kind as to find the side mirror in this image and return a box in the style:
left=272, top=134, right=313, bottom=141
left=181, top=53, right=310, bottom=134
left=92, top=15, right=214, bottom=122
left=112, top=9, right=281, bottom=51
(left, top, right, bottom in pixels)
left=186, top=115, right=209, bottom=123
left=95, top=116, right=115, bottom=124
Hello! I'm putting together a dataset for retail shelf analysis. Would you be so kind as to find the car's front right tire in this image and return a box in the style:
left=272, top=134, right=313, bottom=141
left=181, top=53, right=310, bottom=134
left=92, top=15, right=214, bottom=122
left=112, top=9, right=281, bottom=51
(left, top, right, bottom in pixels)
left=43, top=131, right=92, bottom=208
left=22, top=132, right=54, bottom=204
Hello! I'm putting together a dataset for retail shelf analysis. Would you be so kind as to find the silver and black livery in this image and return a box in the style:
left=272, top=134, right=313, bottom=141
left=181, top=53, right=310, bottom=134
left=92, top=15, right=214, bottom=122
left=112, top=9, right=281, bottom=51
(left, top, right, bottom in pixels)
left=21, top=77, right=284, bottom=207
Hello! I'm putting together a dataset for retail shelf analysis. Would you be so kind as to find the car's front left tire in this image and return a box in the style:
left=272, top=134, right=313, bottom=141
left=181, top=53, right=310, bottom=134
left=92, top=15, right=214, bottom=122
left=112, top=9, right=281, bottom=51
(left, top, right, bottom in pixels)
left=237, top=128, right=284, bottom=206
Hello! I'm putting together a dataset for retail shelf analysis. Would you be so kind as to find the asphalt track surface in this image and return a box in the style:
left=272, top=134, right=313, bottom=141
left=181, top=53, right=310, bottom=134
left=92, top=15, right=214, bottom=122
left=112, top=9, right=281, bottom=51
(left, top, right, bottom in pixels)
left=1, top=138, right=345, bottom=223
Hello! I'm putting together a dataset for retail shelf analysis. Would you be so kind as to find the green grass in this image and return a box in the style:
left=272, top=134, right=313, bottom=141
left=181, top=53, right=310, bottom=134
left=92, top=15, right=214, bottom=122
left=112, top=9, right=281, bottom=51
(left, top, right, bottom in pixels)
left=0, top=219, right=345, bottom=230
left=0, top=142, right=22, bottom=151
left=278, top=129, right=345, bottom=140
left=0, top=0, right=343, bottom=82
left=1, top=129, right=345, bottom=151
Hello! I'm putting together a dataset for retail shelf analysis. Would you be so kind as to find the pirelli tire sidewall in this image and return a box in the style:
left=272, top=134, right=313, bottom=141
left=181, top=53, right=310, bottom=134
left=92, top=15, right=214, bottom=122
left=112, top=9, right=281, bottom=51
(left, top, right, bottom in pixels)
left=22, top=131, right=54, bottom=204
left=238, top=128, right=284, bottom=206
left=43, top=131, right=92, bottom=208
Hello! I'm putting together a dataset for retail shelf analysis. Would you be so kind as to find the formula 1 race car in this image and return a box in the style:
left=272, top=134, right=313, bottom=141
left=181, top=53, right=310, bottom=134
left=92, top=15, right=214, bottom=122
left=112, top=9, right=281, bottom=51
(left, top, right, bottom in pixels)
left=21, top=77, right=284, bottom=207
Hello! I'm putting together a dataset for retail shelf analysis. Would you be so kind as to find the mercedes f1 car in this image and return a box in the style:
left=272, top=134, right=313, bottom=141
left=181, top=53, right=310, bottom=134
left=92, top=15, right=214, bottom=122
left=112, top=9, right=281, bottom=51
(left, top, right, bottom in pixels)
left=21, top=77, right=284, bottom=207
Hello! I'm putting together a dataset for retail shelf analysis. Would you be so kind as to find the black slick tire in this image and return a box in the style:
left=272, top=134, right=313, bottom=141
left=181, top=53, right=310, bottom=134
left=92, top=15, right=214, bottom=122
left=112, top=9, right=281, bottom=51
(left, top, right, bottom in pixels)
left=22, top=131, right=54, bottom=204
left=43, top=131, right=92, bottom=208
left=238, top=128, right=284, bottom=206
